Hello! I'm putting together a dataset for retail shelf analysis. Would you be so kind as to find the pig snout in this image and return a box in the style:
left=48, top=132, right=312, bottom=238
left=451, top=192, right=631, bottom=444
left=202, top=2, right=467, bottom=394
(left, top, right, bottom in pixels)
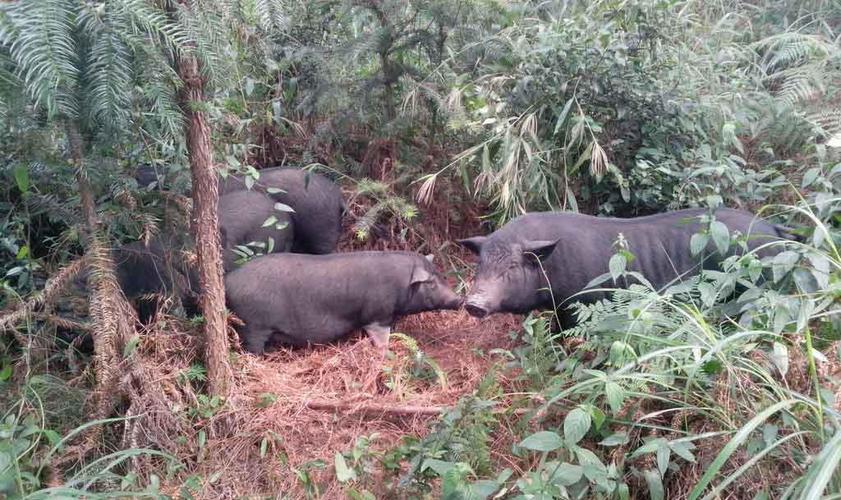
left=465, top=302, right=489, bottom=318
left=444, top=292, right=464, bottom=310
left=464, top=288, right=497, bottom=318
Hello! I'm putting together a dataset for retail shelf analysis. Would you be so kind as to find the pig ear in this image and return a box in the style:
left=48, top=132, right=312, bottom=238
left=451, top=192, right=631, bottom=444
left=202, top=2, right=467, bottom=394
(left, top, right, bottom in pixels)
left=456, top=236, right=487, bottom=255
left=521, top=239, right=559, bottom=262
left=425, top=253, right=434, bottom=263
left=410, top=266, right=433, bottom=285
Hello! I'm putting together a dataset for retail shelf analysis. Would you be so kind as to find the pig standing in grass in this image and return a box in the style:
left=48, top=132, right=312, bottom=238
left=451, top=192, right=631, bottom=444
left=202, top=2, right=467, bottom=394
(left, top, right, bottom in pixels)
left=225, top=252, right=463, bottom=353
left=459, top=208, right=792, bottom=325
left=218, top=190, right=294, bottom=272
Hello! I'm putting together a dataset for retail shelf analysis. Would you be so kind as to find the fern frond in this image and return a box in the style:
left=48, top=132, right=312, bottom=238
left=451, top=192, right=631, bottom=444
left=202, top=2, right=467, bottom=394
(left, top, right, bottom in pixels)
left=254, top=0, right=288, bottom=32
left=0, top=0, right=79, bottom=118
left=175, top=1, right=232, bottom=88
left=775, top=67, right=824, bottom=106
left=115, top=0, right=189, bottom=60
left=754, top=32, right=833, bottom=74
left=85, top=25, right=133, bottom=132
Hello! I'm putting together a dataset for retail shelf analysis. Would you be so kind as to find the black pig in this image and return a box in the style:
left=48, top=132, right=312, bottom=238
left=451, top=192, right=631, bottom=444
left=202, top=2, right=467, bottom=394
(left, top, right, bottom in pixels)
left=225, top=252, right=463, bottom=353
left=112, top=239, right=199, bottom=323
left=459, top=208, right=792, bottom=324
left=218, top=190, right=294, bottom=272
left=219, top=167, right=344, bottom=255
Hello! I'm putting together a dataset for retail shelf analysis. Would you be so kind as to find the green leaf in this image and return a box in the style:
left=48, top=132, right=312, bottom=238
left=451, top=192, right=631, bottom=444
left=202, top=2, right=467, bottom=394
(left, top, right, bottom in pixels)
left=553, top=98, right=575, bottom=136
left=481, top=144, right=491, bottom=172
left=262, top=215, right=279, bottom=227
left=257, top=393, right=277, bottom=408
left=801, top=167, right=821, bottom=188
left=656, top=442, right=671, bottom=476
left=574, top=446, right=606, bottom=470
left=334, top=452, right=357, bottom=483
left=690, top=233, right=709, bottom=256
left=698, top=282, right=718, bottom=307
left=590, top=405, right=606, bottom=431
left=548, top=462, right=583, bottom=486
left=40, top=429, right=61, bottom=447
left=274, top=202, right=296, bottom=213
left=564, top=408, right=591, bottom=446
left=123, top=335, right=141, bottom=358
left=798, top=429, right=841, bottom=500
left=771, top=342, right=789, bottom=376
left=617, top=482, right=631, bottom=500
left=609, top=254, right=626, bottom=281
left=519, top=430, right=563, bottom=452
left=599, top=432, right=628, bottom=447
left=709, top=221, right=730, bottom=255
left=605, top=382, right=624, bottom=414
left=13, top=164, right=29, bottom=193
left=347, top=489, right=376, bottom=500
left=771, top=251, right=800, bottom=283
left=422, top=458, right=458, bottom=475
left=631, top=438, right=665, bottom=458
left=669, top=441, right=696, bottom=463
left=644, top=469, right=665, bottom=500
left=15, top=245, right=29, bottom=260
left=0, top=364, right=12, bottom=381
left=266, top=187, right=286, bottom=195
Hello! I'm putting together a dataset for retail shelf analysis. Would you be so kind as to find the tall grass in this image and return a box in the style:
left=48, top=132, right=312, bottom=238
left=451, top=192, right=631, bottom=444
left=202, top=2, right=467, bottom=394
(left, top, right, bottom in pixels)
left=1, top=376, right=176, bottom=498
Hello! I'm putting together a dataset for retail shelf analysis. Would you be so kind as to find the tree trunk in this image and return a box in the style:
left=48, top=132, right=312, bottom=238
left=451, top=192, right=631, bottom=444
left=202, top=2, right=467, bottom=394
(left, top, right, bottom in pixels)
left=67, top=121, right=136, bottom=418
left=176, top=46, right=232, bottom=398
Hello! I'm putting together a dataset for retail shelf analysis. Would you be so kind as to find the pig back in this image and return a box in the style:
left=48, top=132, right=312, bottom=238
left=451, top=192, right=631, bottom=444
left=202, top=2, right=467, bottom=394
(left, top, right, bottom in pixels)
left=219, top=167, right=344, bottom=254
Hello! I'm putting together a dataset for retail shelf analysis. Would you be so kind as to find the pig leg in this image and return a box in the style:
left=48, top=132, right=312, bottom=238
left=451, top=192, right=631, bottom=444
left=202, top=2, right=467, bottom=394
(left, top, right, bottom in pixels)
left=363, top=323, right=391, bottom=349
left=362, top=322, right=391, bottom=393
left=240, top=325, right=273, bottom=354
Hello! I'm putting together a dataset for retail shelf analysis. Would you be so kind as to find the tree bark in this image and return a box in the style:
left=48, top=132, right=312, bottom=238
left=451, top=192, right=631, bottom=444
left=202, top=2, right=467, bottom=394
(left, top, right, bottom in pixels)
left=67, top=121, right=136, bottom=419
left=176, top=42, right=232, bottom=398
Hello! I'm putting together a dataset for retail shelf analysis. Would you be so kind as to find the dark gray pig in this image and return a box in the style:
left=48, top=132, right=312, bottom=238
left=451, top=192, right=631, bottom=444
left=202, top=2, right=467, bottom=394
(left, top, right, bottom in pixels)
left=219, top=167, right=344, bottom=254
left=225, top=252, right=463, bottom=354
left=458, top=208, right=791, bottom=323
left=112, top=238, right=199, bottom=323
left=218, top=190, right=294, bottom=272
left=134, top=164, right=161, bottom=189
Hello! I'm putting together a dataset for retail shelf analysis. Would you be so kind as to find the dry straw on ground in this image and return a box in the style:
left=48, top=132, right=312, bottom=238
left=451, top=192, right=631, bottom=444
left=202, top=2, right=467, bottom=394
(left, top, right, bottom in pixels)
left=117, top=309, right=525, bottom=498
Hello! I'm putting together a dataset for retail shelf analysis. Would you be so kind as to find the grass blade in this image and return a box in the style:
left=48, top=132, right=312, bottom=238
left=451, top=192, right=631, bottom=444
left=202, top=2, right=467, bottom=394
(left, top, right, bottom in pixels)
left=689, top=399, right=798, bottom=500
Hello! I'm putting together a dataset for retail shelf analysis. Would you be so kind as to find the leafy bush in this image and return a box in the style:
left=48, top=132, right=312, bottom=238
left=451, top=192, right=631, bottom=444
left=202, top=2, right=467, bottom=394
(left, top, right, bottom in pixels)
left=421, top=0, right=841, bottom=221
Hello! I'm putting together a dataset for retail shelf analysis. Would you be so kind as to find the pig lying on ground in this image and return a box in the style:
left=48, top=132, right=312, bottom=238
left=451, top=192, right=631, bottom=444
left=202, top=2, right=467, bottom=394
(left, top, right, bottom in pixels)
left=458, top=207, right=794, bottom=325
left=225, top=252, right=463, bottom=353
left=218, top=190, right=294, bottom=272
left=219, top=167, right=344, bottom=255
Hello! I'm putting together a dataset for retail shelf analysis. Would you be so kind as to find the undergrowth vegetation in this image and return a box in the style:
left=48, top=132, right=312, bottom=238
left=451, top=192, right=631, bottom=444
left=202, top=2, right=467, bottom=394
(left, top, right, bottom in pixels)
left=1, top=0, right=840, bottom=498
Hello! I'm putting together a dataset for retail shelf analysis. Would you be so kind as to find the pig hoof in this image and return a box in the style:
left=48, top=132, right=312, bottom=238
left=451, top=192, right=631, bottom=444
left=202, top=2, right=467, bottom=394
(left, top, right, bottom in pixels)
left=363, top=323, right=391, bottom=349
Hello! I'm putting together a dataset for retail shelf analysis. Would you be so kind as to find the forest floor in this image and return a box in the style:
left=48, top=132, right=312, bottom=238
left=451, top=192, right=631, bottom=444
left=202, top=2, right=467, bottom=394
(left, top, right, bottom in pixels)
left=145, top=309, right=527, bottom=497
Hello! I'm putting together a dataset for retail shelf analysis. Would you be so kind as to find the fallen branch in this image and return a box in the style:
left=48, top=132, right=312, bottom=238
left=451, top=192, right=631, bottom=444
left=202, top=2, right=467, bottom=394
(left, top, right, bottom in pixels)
left=0, top=257, right=86, bottom=332
left=304, top=400, right=534, bottom=417
left=34, top=313, right=91, bottom=332
left=305, top=400, right=446, bottom=416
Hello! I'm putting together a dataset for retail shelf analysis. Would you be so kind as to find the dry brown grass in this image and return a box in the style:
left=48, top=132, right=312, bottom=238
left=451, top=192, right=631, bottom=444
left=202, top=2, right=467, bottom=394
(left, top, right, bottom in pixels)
left=112, top=308, right=525, bottom=498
